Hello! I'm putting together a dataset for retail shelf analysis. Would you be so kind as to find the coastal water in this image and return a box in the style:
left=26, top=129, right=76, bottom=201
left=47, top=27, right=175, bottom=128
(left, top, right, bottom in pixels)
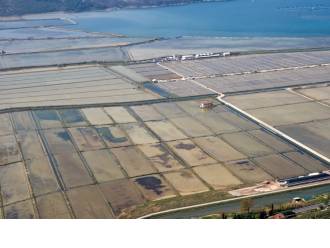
left=72, top=0, right=330, bottom=37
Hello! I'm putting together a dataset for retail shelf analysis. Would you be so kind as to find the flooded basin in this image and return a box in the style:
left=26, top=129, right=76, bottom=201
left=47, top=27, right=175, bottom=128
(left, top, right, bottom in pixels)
left=25, top=156, right=60, bottom=196
left=163, top=169, right=209, bottom=196
left=279, top=122, right=330, bottom=158
left=138, top=143, right=184, bottom=172
left=36, top=192, right=71, bottom=219
left=11, top=111, right=36, bottom=131
left=4, top=200, right=37, bottom=219
left=99, top=179, right=144, bottom=216
left=216, top=112, right=259, bottom=131
left=82, top=150, right=126, bottom=183
left=152, top=102, right=187, bottom=118
left=283, top=151, right=329, bottom=172
left=0, top=162, right=31, bottom=205
left=170, top=116, right=213, bottom=137
left=112, top=146, right=157, bottom=177
left=297, top=86, right=330, bottom=101
left=193, top=136, right=246, bottom=162
left=224, top=160, right=273, bottom=184
left=58, top=109, right=88, bottom=127
left=145, top=120, right=188, bottom=141
left=248, top=129, right=294, bottom=153
left=96, top=125, right=132, bottom=148
left=248, top=102, right=330, bottom=126
left=104, top=107, right=136, bottom=123
left=54, top=152, right=93, bottom=188
left=67, top=185, right=113, bottom=219
left=82, top=108, right=113, bottom=125
left=225, top=90, right=307, bottom=110
left=221, top=132, right=274, bottom=157
left=0, top=113, right=13, bottom=136
left=33, top=110, right=63, bottom=129
left=194, top=112, right=240, bottom=134
left=253, top=154, right=307, bottom=179
left=69, top=127, right=105, bottom=151
left=167, top=139, right=216, bottom=167
left=193, top=164, right=242, bottom=190
left=130, top=105, right=164, bottom=121
left=16, top=131, right=45, bottom=160
left=0, top=135, right=21, bottom=166
left=43, top=128, right=76, bottom=154
left=133, top=174, right=176, bottom=201
left=121, top=123, right=159, bottom=145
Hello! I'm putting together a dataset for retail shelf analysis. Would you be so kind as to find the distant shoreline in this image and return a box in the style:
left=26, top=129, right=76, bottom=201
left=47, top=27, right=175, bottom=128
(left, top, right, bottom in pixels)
left=0, top=0, right=228, bottom=19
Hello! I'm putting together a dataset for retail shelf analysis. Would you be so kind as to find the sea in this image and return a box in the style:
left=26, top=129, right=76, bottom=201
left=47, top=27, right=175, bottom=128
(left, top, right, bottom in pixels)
left=71, top=0, right=330, bottom=37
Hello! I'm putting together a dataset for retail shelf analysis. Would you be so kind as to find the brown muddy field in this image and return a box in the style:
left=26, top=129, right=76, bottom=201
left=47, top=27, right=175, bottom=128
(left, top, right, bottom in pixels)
left=253, top=154, right=307, bottom=179
left=193, top=136, right=246, bottom=162
left=0, top=97, right=328, bottom=218
left=224, top=160, right=273, bottom=184
left=82, top=150, right=125, bottom=183
left=121, top=123, right=159, bottom=145
left=82, top=108, right=113, bottom=126
left=221, top=132, right=274, bottom=157
left=163, top=169, right=209, bottom=196
left=146, top=120, right=188, bottom=141
left=138, top=143, right=184, bottom=172
left=167, top=139, right=216, bottom=167
left=132, top=174, right=176, bottom=201
left=193, top=164, right=242, bottom=190
left=69, top=127, right=106, bottom=151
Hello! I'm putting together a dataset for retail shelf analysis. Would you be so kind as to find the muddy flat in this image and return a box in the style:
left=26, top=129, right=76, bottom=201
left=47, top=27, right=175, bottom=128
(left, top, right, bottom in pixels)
left=0, top=113, right=13, bottom=136
left=248, top=129, right=294, bottom=153
left=253, top=154, right=307, bottom=179
left=82, top=108, right=114, bottom=125
left=193, top=164, right=242, bottom=190
left=132, top=174, right=176, bottom=201
left=67, top=185, right=113, bottom=219
left=82, top=150, right=126, bottom=183
left=25, top=156, right=60, bottom=196
left=0, top=162, right=31, bottom=205
left=121, top=123, right=159, bottom=145
left=104, top=107, right=136, bottom=123
left=111, top=146, right=157, bottom=177
left=96, top=125, right=132, bottom=148
left=11, top=111, right=36, bottom=131
left=146, top=120, right=188, bottom=141
left=193, top=136, right=246, bottom=162
left=58, top=109, right=88, bottom=127
left=33, top=110, right=63, bottom=129
left=224, top=160, right=273, bottom=184
left=36, top=192, right=71, bottom=219
left=167, top=139, right=217, bottom=167
left=163, top=169, right=209, bottom=196
left=43, top=128, right=76, bottom=154
left=130, top=105, right=164, bottom=121
left=16, top=131, right=45, bottom=160
left=221, top=132, right=274, bottom=157
left=99, top=179, right=144, bottom=216
left=0, top=134, right=21, bottom=166
left=4, top=200, right=37, bottom=219
left=138, top=143, right=184, bottom=172
left=283, top=151, right=329, bottom=172
left=153, top=102, right=187, bottom=118
left=170, top=116, right=213, bottom=137
left=69, top=127, right=106, bottom=151
left=54, top=153, right=93, bottom=188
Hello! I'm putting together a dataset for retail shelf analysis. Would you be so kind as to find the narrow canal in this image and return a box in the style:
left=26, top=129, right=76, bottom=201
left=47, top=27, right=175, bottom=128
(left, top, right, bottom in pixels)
left=150, top=184, right=330, bottom=218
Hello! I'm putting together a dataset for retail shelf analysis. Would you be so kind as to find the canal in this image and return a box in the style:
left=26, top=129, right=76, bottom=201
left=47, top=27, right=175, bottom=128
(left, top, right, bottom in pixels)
left=150, top=183, right=330, bottom=218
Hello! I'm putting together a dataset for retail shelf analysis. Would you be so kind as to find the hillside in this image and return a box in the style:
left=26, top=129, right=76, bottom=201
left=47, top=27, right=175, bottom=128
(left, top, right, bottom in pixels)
left=0, top=0, right=203, bottom=16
